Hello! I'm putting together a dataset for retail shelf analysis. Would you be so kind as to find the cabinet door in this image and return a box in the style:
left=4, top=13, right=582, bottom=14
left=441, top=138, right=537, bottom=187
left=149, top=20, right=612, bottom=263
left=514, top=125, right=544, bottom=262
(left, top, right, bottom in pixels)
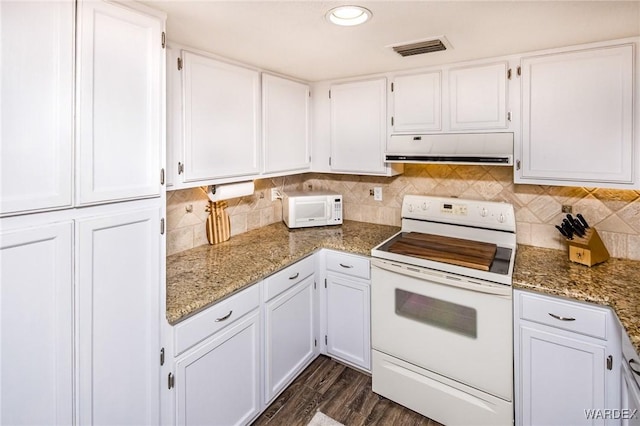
left=0, top=1, right=74, bottom=215
left=326, top=274, right=371, bottom=370
left=264, top=275, right=316, bottom=403
left=262, top=74, right=310, bottom=174
left=0, top=221, right=73, bottom=425
left=330, top=78, right=387, bottom=174
left=175, top=311, right=261, bottom=426
left=392, top=71, right=442, bottom=132
left=182, top=51, right=260, bottom=182
left=519, top=44, right=634, bottom=185
left=622, top=361, right=640, bottom=426
left=449, top=61, right=508, bottom=130
left=519, top=324, right=607, bottom=426
left=76, top=1, right=163, bottom=204
left=77, top=207, right=161, bottom=425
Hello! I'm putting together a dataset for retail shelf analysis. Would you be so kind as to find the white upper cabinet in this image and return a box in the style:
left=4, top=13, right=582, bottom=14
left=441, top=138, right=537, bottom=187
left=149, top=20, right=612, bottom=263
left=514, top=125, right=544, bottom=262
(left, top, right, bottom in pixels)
left=330, top=78, right=397, bottom=175
left=181, top=50, right=260, bottom=184
left=390, top=61, right=509, bottom=134
left=449, top=61, right=508, bottom=130
left=391, top=71, right=442, bottom=132
left=0, top=1, right=74, bottom=215
left=76, top=0, right=164, bottom=205
left=262, top=74, right=310, bottom=175
left=517, top=41, right=636, bottom=188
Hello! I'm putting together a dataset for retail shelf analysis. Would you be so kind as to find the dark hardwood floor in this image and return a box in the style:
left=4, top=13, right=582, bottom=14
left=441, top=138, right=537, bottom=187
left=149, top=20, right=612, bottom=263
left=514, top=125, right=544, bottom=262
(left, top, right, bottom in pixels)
left=252, top=355, right=444, bottom=426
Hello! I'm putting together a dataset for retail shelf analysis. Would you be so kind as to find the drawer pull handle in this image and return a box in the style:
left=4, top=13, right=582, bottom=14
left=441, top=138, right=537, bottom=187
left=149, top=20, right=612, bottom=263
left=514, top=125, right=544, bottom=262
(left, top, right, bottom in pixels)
left=339, top=263, right=353, bottom=269
left=215, top=310, right=233, bottom=322
left=630, top=359, right=640, bottom=376
left=289, top=272, right=300, bottom=280
left=548, top=313, right=576, bottom=321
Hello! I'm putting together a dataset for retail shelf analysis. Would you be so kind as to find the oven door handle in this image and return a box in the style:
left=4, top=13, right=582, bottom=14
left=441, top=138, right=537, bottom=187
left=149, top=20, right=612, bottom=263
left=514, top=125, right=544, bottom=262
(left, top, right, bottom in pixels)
left=371, top=258, right=512, bottom=297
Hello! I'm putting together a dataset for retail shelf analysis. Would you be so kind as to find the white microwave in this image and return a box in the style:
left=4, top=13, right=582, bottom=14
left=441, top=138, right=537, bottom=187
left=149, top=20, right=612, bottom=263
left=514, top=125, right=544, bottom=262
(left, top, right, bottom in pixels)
left=282, top=191, right=343, bottom=229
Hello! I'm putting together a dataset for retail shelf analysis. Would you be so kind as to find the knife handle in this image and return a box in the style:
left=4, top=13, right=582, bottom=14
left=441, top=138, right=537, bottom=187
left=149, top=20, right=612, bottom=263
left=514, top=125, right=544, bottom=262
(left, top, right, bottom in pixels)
left=555, top=225, right=569, bottom=239
left=576, top=213, right=590, bottom=229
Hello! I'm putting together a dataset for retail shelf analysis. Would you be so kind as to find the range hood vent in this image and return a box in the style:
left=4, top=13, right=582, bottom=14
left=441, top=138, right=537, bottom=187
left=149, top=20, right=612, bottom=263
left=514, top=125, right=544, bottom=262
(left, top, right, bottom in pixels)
left=386, top=133, right=514, bottom=166
left=391, top=37, right=449, bottom=57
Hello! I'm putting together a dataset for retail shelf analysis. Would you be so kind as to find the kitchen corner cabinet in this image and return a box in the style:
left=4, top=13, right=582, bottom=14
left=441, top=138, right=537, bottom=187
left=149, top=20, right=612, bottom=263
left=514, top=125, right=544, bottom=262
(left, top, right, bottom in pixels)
left=264, top=256, right=317, bottom=403
left=179, top=50, right=260, bottom=185
left=324, top=251, right=371, bottom=371
left=0, top=222, right=74, bottom=425
left=514, top=290, right=621, bottom=426
left=390, top=61, right=509, bottom=134
left=517, top=41, right=636, bottom=188
left=77, top=208, right=162, bottom=425
left=76, top=0, right=164, bottom=205
left=262, top=74, right=311, bottom=175
left=0, top=1, right=74, bottom=216
left=330, top=78, right=400, bottom=176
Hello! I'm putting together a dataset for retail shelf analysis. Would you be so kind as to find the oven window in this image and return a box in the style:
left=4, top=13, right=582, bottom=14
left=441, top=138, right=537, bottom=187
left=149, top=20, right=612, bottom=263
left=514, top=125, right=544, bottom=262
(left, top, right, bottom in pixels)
left=395, top=289, right=477, bottom=338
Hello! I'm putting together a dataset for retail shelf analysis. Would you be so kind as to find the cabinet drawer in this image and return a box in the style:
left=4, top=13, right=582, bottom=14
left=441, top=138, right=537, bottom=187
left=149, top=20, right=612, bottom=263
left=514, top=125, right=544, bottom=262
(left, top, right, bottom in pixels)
left=326, top=251, right=370, bottom=279
left=174, top=284, right=260, bottom=356
left=518, top=292, right=608, bottom=339
left=264, top=255, right=315, bottom=302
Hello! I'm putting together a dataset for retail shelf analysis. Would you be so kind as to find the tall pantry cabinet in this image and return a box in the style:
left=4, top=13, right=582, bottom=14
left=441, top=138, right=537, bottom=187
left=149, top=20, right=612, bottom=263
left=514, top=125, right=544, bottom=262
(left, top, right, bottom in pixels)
left=0, top=1, right=167, bottom=425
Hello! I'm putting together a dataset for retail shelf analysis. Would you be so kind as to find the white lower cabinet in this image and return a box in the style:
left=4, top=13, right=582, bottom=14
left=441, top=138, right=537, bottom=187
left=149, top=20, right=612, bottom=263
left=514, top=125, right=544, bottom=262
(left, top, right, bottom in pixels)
left=324, top=251, right=371, bottom=371
left=175, top=311, right=261, bottom=426
left=0, top=221, right=74, bottom=425
left=77, top=207, right=162, bottom=425
left=264, top=256, right=317, bottom=403
left=515, top=289, right=621, bottom=426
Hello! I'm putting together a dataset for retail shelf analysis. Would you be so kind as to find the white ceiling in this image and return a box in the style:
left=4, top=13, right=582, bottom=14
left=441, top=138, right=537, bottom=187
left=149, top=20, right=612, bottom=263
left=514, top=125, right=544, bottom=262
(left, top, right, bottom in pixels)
left=143, top=0, right=640, bottom=82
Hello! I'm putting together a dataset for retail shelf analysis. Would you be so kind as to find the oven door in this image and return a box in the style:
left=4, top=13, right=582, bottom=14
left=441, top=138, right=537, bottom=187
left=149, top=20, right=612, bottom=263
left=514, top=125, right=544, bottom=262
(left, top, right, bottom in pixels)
left=371, top=259, right=513, bottom=401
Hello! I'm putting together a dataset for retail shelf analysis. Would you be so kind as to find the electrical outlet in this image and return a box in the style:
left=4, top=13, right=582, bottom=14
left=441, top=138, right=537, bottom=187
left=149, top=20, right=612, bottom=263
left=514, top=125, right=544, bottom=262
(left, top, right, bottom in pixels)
left=373, top=187, right=382, bottom=201
left=562, top=205, right=573, bottom=213
left=271, top=188, right=281, bottom=201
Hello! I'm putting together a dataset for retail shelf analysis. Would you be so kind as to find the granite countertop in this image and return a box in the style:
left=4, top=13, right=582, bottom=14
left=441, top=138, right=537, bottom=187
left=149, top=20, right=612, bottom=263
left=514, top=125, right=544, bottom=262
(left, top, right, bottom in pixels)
left=167, top=221, right=639, bottom=355
left=166, top=220, right=400, bottom=324
left=514, top=245, right=640, bottom=355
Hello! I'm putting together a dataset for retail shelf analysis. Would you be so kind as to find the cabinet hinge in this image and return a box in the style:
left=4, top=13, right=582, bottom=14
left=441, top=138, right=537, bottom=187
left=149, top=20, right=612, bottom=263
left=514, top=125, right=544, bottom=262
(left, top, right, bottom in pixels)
left=160, top=348, right=165, bottom=366
left=324, top=278, right=327, bottom=289
left=607, top=355, right=613, bottom=370
left=507, top=68, right=512, bottom=80
left=328, top=157, right=332, bottom=167
left=391, top=116, right=394, bottom=126
left=328, top=90, right=331, bottom=99
left=160, top=218, right=165, bottom=235
left=309, top=155, right=311, bottom=163
left=391, top=82, right=394, bottom=92
left=168, top=372, right=175, bottom=389
left=314, top=281, right=316, bottom=290
left=161, top=32, right=166, bottom=49
left=516, top=159, right=521, bottom=170
left=314, top=339, right=317, bottom=347
left=160, top=168, right=165, bottom=185
left=177, top=57, right=183, bottom=71
left=325, top=335, right=328, bottom=345
left=507, top=111, right=512, bottom=122
left=178, top=162, right=184, bottom=175
left=517, top=66, right=521, bottom=77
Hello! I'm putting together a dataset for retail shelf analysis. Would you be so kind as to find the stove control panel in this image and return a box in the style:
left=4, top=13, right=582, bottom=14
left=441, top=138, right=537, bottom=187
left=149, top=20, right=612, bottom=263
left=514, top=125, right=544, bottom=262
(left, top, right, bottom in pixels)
left=402, top=195, right=516, bottom=232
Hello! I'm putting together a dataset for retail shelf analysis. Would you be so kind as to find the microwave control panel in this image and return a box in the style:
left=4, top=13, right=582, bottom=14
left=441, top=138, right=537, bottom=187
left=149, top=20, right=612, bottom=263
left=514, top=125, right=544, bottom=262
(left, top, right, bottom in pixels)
left=333, top=197, right=343, bottom=222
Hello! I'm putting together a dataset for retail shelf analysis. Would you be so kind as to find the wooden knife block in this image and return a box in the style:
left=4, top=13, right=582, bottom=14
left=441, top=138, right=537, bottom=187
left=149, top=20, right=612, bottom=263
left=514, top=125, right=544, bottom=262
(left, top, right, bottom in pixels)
left=567, top=228, right=609, bottom=267
left=206, top=201, right=231, bottom=245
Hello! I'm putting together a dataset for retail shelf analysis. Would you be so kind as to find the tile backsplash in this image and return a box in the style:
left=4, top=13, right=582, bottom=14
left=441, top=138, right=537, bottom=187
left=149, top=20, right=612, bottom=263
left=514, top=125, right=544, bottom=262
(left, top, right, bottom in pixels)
left=167, top=164, right=640, bottom=260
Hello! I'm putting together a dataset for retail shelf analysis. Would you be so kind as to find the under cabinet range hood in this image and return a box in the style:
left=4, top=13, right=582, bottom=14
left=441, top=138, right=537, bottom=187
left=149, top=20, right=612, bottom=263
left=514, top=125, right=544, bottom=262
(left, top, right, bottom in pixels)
left=386, top=132, right=514, bottom=166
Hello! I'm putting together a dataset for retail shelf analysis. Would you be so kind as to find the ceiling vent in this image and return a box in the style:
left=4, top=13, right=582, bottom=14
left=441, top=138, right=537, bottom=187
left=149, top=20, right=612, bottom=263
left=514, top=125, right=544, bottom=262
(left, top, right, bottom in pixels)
left=390, top=36, right=451, bottom=57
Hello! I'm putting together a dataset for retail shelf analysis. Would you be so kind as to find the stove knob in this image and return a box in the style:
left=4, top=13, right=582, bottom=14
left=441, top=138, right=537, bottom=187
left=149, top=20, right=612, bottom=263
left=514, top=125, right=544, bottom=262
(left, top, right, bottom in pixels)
left=480, top=208, right=488, bottom=217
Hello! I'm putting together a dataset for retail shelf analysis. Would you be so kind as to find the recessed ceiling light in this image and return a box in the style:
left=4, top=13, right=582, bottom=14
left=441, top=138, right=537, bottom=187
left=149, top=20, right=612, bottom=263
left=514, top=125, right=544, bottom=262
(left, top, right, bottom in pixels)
left=326, top=5, right=372, bottom=26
